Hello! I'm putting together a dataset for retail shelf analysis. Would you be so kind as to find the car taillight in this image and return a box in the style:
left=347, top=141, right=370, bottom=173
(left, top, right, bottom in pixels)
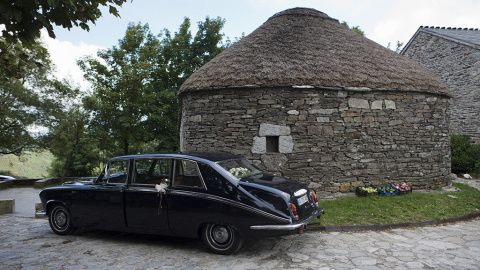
left=310, top=191, right=318, bottom=206
left=290, top=203, right=299, bottom=220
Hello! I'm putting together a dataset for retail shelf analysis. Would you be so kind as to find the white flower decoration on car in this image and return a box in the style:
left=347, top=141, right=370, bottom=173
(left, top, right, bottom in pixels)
left=229, top=167, right=250, bottom=178
left=155, top=183, right=168, bottom=193
left=155, top=183, right=168, bottom=215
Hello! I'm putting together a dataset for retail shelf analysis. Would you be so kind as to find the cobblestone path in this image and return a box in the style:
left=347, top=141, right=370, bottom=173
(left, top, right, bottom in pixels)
left=1, top=215, right=479, bottom=269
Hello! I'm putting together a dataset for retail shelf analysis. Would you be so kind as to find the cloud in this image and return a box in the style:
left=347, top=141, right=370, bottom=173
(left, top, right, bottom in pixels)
left=244, top=0, right=480, bottom=49
left=41, top=30, right=105, bottom=91
left=370, top=0, right=480, bottom=47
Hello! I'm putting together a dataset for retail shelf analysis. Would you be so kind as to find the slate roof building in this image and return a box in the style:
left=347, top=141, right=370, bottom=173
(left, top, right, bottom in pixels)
left=179, top=8, right=453, bottom=194
left=402, top=26, right=480, bottom=144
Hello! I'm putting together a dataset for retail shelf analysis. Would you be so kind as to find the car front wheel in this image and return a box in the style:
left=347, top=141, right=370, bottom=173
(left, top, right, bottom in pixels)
left=48, top=204, right=75, bottom=235
left=201, top=224, right=244, bottom=255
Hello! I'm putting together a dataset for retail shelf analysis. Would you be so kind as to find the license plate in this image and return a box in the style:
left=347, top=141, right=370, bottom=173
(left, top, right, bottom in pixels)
left=297, top=194, right=308, bottom=206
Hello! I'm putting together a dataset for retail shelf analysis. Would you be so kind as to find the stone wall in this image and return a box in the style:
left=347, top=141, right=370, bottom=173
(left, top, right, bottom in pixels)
left=403, top=31, right=480, bottom=144
left=180, top=87, right=451, bottom=195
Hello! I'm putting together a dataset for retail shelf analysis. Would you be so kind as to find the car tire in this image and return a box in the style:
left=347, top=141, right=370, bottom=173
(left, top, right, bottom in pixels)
left=48, top=204, right=75, bottom=235
left=201, top=224, right=244, bottom=255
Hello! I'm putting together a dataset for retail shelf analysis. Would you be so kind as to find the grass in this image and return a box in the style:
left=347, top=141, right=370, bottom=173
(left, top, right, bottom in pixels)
left=313, top=182, right=480, bottom=226
left=0, top=151, right=53, bottom=178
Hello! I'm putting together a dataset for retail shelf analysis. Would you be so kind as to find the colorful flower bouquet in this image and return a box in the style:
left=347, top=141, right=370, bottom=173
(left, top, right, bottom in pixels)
left=356, top=183, right=412, bottom=197
left=392, top=183, right=412, bottom=195
left=376, top=185, right=398, bottom=196
left=356, top=186, right=378, bottom=197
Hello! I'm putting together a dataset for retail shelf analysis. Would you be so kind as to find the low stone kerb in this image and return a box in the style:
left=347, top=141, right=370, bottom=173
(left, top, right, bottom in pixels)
left=0, top=199, right=15, bottom=215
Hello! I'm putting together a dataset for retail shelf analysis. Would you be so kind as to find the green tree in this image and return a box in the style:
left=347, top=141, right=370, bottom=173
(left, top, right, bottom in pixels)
left=387, top=41, right=404, bottom=53
left=0, top=38, right=61, bottom=155
left=79, top=17, right=229, bottom=155
left=79, top=23, right=160, bottom=155
left=0, top=1, right=129, bottom=106
left=143, top=17, right=228, bottom=151
left=341, top=21, right=365, bottom=36
left=451, top=134, right=480, bottom=174
left=46, top=107, right=101, bottom=178
left=41, top=80, right=100, bottom=178
left=0, top=0, right=129, bottom=44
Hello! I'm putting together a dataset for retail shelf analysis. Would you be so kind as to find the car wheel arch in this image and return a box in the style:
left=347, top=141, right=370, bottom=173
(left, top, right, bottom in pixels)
left=45, top=200, right=68, bottom=215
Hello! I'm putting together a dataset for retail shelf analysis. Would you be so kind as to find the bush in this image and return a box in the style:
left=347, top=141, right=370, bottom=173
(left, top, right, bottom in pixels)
left=451, top=134, right=480, bottom=174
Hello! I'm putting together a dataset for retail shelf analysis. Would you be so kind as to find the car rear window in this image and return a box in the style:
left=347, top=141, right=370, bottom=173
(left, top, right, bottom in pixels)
left=217, top=159, right=263, bottom=179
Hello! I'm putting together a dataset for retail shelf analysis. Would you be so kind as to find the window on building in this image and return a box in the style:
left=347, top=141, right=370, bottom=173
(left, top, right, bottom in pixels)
left=266, top=136, right=279, bottom=153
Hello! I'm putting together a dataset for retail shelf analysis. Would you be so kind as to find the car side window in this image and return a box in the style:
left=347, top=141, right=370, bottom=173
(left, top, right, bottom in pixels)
left=173, top=160, right=205, bottom=188
left=107, top=160, right=129, bottom=184
left=133, top=158, right=171, bottom=185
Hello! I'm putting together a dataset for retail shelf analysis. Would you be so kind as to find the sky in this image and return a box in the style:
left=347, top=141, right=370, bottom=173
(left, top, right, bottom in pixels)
left=40, top=0, right=480, bottom=91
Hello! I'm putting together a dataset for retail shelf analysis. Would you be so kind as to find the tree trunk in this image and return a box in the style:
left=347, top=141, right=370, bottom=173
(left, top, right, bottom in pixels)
left=124, top=138, right=129, bottom=155
left=61, top=122, right=82, bottom=181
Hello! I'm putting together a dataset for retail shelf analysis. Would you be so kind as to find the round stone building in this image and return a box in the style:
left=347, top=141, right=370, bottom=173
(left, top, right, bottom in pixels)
left=178, top=8, right=453, bottom=194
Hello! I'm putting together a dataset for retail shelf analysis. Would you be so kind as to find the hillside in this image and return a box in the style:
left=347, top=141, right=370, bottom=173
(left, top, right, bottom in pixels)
left=0, top=151, right=53, bottom=178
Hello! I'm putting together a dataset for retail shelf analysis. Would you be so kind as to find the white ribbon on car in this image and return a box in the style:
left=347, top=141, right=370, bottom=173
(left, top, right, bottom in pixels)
left=155, top=183, right=168, bottom=215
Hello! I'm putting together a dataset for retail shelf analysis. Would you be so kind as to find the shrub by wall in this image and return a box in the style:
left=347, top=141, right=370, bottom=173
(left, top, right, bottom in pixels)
left=451, top=134, right=480, bottom=174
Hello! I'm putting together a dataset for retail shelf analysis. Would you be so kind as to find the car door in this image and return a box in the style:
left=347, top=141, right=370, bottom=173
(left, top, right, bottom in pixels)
left=124, top=158, right=170, bottom=233
left=80, top=159, right=129, bottom=231
left=165, top=158, right=210, bottom=238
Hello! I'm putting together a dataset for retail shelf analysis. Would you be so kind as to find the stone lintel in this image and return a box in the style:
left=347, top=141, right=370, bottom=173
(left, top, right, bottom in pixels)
left=259, top=123, right=291, bottom=136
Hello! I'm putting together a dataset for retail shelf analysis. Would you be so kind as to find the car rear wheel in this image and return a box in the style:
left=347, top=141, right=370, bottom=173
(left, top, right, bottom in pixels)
left=201, top=224, right=244, bottom=255
left=48, top=204, right=75, bottom=235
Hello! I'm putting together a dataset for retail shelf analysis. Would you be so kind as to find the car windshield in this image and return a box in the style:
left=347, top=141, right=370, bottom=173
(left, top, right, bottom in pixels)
left=217, top=158, right=263, bottom=179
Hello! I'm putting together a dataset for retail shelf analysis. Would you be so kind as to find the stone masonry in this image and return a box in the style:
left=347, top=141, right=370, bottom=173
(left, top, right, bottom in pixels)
left=180, top=87, right=451, bottom=195
left=402, top=27, right=480, bottom=144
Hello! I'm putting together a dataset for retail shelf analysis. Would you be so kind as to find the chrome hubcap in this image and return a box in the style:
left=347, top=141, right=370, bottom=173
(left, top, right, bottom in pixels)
left=55, top=211, right=67, bottom=227
left=212, top=226, right=229, bottom=244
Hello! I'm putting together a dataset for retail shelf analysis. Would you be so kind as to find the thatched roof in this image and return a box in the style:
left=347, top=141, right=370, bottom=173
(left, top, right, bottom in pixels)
left=179, top=8, right=452, bottom=97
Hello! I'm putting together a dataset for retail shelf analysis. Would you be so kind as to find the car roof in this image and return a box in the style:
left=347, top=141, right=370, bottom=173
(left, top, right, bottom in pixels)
left=110, top=152, right=243, bottom=163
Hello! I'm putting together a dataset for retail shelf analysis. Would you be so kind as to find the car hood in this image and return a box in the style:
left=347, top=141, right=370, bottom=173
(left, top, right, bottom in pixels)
left=63, top=177, right=96, bottom=186
left=239, top=173, right=307, bottom=196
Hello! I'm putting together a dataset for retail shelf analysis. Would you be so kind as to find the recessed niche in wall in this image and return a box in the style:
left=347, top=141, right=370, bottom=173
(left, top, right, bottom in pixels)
left=266, top=136, right=279, bottom=153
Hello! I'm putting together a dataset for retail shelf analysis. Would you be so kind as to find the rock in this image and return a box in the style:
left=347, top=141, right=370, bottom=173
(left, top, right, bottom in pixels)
left=261, top=154, right=288, bottom=172
left=348, top=98, right=370, bottom=109
left=442, top=186, right=461, bottom=192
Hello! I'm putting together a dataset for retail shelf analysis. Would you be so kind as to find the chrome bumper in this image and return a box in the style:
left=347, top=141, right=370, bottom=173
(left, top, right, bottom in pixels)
left=36, top=210, right=47, bottom=218
left=250, top=208, right=324, bottom=231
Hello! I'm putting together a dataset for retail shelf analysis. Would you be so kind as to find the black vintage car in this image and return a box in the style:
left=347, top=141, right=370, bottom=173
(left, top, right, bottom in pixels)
left=38, top=152, right=323, bottom=254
